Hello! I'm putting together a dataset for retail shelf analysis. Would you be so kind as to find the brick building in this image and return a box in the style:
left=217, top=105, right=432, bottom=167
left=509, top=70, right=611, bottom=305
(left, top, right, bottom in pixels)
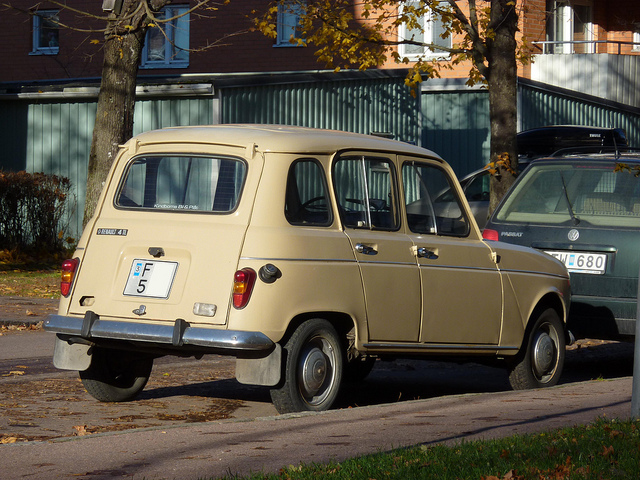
left=2, top=1, right=640, bottom=238
left=2, top=1, right=640, bottom=87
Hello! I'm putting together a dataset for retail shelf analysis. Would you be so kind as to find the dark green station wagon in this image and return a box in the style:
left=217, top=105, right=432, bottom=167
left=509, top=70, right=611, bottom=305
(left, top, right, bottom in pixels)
left=484, top=152, right=640, bottom=339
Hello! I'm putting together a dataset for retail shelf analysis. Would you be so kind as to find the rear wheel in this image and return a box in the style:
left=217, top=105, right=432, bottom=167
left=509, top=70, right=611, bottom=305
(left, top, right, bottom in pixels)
left=80, top=347, right=153, bottom=402
left=508, top=308, right=565, bottom=390
left=270, top=319, right=343, bottom=414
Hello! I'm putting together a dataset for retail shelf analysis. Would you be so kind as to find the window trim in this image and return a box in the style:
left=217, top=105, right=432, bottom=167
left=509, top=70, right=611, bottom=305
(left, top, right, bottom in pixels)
left=114, top=154, right=248, bottom=215
left=275, top=1, right=304, bottom=47
left=285, top=158, right=333, bottom=227
left=545, top=0, right=594, bottom=54
left=333, top=154, right=401, bottom=232
left=30, top=10, right=59, bottom=56
left=402, top=159, right=471, bottom=238
left=140, top=5, right=190, bottom=69
left=397, top=2, right=451, bottom=60
left=633, top=31, right=640, bottom=52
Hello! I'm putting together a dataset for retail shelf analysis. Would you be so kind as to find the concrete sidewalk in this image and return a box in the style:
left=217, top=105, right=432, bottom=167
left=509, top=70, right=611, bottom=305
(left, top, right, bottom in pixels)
left=2, top=376, right=633, bottom=480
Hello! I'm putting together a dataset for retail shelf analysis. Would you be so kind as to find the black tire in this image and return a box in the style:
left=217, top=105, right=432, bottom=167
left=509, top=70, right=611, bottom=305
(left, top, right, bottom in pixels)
left=79, top=347, right=153, bottom=402
left=508, top=308, right=565, bottom=390
left=343, top=357, right=376, bottom=383
left=270, top=319, right=343, bottom=414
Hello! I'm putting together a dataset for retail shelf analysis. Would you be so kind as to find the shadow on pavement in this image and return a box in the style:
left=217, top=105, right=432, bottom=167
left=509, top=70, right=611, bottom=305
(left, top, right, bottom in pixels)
left=138, top=340, right=635, bottom=410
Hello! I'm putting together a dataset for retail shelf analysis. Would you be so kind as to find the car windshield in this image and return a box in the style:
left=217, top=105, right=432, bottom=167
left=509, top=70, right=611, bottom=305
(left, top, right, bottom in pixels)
left=494, top=162, right=640, bottom=228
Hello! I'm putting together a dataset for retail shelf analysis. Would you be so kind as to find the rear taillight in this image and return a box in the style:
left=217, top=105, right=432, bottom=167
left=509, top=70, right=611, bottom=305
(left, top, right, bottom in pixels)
left=60, top=258, right=79, bottom=297
left=233, top=268, right=256, bottom=309
left=482, top=228, right=499, bottom=241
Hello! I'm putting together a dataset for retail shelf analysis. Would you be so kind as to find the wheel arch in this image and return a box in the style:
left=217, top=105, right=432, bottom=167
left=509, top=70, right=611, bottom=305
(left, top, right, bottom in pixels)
left=279, top=311, right=357, bottom=347
left=522, top=292, right=568, bottom=345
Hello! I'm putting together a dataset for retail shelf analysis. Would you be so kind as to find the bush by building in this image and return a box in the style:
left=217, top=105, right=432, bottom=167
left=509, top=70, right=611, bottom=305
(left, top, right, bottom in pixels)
left=0, top=171, right=73, bottom=259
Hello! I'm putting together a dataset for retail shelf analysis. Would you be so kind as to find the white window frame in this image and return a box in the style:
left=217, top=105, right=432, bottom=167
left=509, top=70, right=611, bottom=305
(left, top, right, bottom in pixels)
left=141, top=5, right=190, bottom=69
left=276, top=1, right=304, bottom=47
left=31, top=10, right=59, bottom=56
left=546, top=0, right=593, bottom=54
left=397, top=2, right=451, bottom=60
left=633, top=31, right=640, bottom=52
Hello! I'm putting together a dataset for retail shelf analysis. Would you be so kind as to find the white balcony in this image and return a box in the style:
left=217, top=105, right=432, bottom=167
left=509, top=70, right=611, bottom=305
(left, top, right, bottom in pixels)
left=531, top=41, right=640, bottom=109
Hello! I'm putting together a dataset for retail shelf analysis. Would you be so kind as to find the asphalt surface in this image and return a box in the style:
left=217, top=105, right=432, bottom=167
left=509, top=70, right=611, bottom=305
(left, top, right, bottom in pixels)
left=0, top=297, right=637, bottom=479
left=0, top=296, right=58, bottom=326
left=1, top=377, right=633, bottom=479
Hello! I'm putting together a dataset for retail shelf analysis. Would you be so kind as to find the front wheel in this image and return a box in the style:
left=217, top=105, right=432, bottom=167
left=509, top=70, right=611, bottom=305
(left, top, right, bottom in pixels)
left=270, top=319, right=343, bottom=414
left=508, top=308, right=565, bottom=390
left=80, top=347, right=154, bottom=402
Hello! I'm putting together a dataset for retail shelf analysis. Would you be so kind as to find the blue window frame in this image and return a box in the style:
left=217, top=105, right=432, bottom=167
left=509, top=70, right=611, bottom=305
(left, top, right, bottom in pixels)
left=141, top=5, right=189, bottom=68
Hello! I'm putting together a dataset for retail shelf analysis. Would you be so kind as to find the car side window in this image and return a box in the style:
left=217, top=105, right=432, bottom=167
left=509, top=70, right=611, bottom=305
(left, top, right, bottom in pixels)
left=402, top=161, right=470, bottom=236
left=333, top=156, right=399, bottom=230
left=464, top=171, right=490, bottom=202
left=285, top=159, right=332, bottom=226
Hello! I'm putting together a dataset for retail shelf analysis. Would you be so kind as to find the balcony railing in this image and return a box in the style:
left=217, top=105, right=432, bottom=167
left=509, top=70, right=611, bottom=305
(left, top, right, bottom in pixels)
left=532, top=40, right=640, bottom=55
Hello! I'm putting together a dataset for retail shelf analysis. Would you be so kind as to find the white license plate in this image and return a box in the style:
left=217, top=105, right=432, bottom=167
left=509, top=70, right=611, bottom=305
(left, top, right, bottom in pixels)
left=544, top=250, right=607, bottom=275
left=124, top=259, right=178, bottom=298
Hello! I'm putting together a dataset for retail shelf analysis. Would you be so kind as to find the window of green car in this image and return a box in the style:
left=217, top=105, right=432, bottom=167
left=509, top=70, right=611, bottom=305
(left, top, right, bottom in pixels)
left=495, top=163, right=640, bottom=227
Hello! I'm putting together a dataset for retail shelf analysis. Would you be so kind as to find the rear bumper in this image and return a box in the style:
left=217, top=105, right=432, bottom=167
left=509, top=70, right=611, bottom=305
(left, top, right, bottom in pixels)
left=44, top=312, right=275, bottom=354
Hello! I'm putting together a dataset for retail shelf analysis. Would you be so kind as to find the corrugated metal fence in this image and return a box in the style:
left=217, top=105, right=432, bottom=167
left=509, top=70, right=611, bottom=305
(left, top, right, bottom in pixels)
left=2, top=74, right=640, bottom=239
left=220, top=76, right=420, bottom=144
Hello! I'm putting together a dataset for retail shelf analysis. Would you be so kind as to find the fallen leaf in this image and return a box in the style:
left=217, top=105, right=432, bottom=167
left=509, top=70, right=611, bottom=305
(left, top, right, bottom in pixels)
left=601, top=445, right=615, bottom=457
left=73, top=425, right=89, bottom=436
left=1, top=436, right=18, bottom=444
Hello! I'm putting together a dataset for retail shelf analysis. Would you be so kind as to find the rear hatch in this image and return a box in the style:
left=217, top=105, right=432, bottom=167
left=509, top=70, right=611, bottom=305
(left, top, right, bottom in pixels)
left=66, top=149, right=260, bottom=327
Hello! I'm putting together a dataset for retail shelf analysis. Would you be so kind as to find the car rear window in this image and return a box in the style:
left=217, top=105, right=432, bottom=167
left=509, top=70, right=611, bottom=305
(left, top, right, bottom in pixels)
left=495, top=162, right=640, bottom=227
left=116, top=155, right=247, bottom=213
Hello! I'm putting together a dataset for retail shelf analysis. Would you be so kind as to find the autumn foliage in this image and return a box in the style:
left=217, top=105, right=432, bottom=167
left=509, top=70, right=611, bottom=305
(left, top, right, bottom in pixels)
left=0, top=171, right=73, bottom=256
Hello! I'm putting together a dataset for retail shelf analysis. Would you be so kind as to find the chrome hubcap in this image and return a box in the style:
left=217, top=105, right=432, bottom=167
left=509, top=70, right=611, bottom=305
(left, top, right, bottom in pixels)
left=532, top=330, right=555, bottom=378
left=300, top=347, right=328, bottom=397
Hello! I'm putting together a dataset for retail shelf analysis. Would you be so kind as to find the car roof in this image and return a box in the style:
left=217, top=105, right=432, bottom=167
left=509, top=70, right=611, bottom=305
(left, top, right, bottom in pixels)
left=528, top=151, right=640, bottom=166
left=124, top=124, right=442, bottom=161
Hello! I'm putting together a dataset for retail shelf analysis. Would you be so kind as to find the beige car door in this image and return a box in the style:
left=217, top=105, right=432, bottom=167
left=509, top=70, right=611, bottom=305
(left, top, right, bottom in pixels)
left=401, top=159, right=503, bottom=345
left=333, top=154, right=421, bottom=343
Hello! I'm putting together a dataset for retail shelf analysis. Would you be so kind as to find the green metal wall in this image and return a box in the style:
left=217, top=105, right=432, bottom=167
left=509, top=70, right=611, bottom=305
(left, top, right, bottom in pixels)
left=3, top=75, right=640, bottom=240
left=519, top=80, right=640, bottom=147
left=220, top=77, right=421, bottom=145
left=0, top=97, right=213, bottom=238
left=420, top=80, right=640, bottom=178
left=420, top=89, right=490, bottom=177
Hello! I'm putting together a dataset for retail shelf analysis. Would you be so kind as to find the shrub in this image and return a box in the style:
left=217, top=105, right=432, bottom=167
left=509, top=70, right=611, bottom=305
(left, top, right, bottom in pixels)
left=0, top=171, right=73, bottom=256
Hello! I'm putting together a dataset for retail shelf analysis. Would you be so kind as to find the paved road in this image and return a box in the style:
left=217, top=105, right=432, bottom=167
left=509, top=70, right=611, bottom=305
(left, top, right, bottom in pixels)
left=2, top=376, right=633, bottom=480
left=0, top=298, right=636, bottom=479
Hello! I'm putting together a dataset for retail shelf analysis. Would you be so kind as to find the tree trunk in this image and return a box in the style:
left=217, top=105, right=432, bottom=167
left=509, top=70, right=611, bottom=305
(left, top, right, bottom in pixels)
left=83, top=1, right=162, bottom=227
left=487, top=0, right=519, bottom=215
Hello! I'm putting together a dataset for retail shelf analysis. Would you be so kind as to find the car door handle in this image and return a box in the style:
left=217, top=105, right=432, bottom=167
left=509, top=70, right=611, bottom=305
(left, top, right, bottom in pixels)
left=355, top=243, right=377, bottom=255
left=415, top=247, right=438, bottom=259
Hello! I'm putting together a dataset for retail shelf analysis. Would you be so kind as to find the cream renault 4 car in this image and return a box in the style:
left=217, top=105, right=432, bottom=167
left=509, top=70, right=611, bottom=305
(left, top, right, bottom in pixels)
left=45, top=125, right=571, bottom=414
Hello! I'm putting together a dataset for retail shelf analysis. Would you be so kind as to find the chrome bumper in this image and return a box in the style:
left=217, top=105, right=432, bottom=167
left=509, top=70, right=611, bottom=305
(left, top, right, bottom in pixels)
left=44, top=312, right=274, bottom=353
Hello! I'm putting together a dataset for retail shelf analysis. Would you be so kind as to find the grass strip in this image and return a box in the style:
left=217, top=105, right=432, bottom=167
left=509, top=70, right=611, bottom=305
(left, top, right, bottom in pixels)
left=221, top=418, right=639, bottom=480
